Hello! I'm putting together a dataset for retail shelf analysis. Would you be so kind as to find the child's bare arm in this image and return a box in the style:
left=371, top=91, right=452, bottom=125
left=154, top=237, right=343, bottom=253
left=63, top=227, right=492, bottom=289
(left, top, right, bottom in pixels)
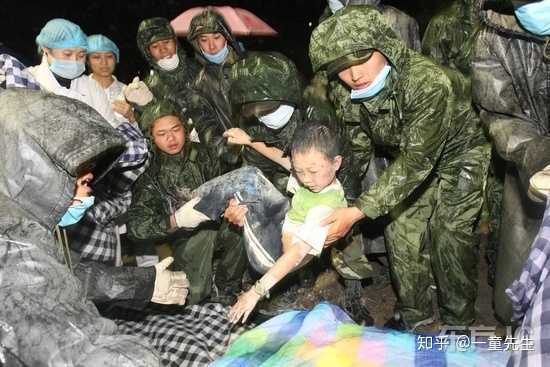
left=228, top=239, right=312, bottom=324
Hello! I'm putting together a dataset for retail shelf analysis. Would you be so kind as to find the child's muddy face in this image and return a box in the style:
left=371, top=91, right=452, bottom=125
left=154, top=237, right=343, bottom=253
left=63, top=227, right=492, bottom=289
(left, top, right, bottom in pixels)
left=291, top=149, right=341, bottom=193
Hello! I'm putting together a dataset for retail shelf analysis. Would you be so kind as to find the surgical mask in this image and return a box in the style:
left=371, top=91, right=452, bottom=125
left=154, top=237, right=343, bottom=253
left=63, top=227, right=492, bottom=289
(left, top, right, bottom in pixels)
left=202, top=44, right=229, bottom=64
left=350, top=64, right=392, bottom=101
left=157, top=54, right=180, bottom=71
left=49, top=58, right=85, bottom=80
left=328, top=0, right=345, bottom=13
left=514, top=1, right=550, bottom=36
left=58, top=196, right=95, bottom=227
left=258, top=104, right=295, bottom=130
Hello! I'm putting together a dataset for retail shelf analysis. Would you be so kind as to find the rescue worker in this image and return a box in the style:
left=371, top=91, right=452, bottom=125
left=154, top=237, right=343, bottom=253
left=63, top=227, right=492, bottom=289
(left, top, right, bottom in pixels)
left=186, top=8, right=247, bottom=170
left=309, top=5, right=491, bottom=328
left=127, top=100, right=247, bottom=305
left=472, top=0, right=550, bottom=323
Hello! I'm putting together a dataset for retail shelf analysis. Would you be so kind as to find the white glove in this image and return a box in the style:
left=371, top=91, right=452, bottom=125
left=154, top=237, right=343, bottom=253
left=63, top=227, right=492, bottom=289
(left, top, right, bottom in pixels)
left=174, top=196, right=210, bottom=229
left=123, top=76, right=153, bottom=106
left=529, top=164, right=550, bottom=203
left=151, top=257, right=189, bottom=305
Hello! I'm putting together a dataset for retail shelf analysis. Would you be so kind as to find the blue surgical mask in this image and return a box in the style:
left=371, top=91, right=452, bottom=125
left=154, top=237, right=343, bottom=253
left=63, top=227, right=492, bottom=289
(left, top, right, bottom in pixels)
left=258, top=104, right=295, bottom=130
left=58, top=196, right=95, bottom=227
left=49, top=58, right=85, bottom=80
left=202, top=44, right=230, bottom=64
left=328, top=0, right=345, bottom=13
left=514, top=1, right=550, bottom=36
left=350, top=64, right=392, bottom=101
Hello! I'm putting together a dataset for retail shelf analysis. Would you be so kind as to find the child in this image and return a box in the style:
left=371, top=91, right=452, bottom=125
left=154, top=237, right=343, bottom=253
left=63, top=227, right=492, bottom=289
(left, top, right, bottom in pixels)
left=228, top=122, right=346, bottom=323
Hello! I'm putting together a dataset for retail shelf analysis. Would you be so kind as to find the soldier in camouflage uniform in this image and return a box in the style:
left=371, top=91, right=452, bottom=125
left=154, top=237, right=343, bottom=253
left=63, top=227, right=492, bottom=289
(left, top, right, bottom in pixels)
left=309, top=6, right=491, bottom=328
left=227, top=51, right=374, bottom=323
left=306, top=1, right=422, bottom=255
left=127, top=101, right=247, bottom=305
left=136, top=17, right=199, bottom=117
left=186, top=9, right=247, bottom=170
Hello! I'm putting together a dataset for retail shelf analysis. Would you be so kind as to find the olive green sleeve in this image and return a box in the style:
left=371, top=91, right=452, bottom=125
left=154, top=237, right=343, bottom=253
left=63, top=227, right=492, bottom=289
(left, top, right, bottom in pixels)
left=355, top=80, right=452, bottom=219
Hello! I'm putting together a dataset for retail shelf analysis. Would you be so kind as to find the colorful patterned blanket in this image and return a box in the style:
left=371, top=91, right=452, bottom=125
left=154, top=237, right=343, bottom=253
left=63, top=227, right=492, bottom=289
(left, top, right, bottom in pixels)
left=212, top=303, right=510, bottom=367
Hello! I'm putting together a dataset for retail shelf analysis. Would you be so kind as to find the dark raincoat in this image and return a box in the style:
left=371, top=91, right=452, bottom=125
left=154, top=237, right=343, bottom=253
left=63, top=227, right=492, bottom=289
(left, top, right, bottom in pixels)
left=471, top=0, right=550, bottom=323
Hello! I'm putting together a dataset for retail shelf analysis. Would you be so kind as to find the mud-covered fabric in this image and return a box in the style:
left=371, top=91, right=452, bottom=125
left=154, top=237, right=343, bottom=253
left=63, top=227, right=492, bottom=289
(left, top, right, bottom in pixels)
left=0, top=89, right=159, bottom=366
left=421, top=0, right=480, bottom=76
left=187, top=9, right=245, bottom=169
left=310, top=6, right=489, bottom=325
left=127, top=143, right=246, bottom=305
left=471, top=2, right=550, bottom=323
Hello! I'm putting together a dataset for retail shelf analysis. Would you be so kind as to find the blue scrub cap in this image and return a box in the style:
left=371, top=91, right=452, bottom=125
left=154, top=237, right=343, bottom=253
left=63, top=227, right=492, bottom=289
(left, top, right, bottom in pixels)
left=36, top=18, right=88, bottom=51
left=87, top=34, right=120, bottom=62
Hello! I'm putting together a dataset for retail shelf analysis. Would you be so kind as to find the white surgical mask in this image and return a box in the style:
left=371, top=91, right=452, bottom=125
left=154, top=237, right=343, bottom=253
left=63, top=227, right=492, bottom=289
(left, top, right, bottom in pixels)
left=328, top=0, right=345, bottom=13
left=157, top=53, right=179, bottom=71
left=258, top=104, right=295, bottom=130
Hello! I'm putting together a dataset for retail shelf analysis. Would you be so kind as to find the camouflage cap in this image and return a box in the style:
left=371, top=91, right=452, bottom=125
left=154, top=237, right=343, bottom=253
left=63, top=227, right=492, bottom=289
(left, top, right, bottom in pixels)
left=229, top=51, right=302, bottom=107
left=309, top=6, right=405, bottom=73
left=138, top=100, right=182, bottom=139
left=136, top=17, right=176, bottom=60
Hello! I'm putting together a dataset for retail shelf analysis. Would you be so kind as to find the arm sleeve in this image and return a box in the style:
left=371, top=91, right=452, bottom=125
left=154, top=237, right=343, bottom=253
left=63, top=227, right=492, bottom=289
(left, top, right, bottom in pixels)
left=355, top=78, right=452, bottom=219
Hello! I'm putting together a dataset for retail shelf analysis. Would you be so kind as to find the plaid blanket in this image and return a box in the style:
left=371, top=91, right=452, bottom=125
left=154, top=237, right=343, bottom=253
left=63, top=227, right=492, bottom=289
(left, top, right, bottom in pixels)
left=213, top=303, right=509, bottom=367
left=115, top=303, right=250, bottom=367
left=0, top=54, right=40, bottom=90
left=506, top=199, right=550, bottom=366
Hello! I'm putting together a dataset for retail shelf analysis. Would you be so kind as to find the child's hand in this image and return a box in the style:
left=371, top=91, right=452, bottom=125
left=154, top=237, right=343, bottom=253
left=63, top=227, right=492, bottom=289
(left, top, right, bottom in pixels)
left=228, top=289, right=261, bottom=323
left=223, top=128, right=251, bottom=146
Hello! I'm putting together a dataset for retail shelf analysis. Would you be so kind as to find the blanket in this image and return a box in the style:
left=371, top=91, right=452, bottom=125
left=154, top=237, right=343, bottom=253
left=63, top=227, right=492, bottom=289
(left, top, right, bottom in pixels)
left=212, top=303, right=510, bottom=367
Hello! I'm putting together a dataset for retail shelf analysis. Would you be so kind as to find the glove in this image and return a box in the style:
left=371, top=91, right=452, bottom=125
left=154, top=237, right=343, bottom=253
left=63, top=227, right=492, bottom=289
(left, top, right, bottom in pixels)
left=528, top=164, right=550, bottom=203
left=174, top=196, right=210, bottom=229
left=151, top=257, right=189, bottom=305
left=123, top=76, right=153, bottom=106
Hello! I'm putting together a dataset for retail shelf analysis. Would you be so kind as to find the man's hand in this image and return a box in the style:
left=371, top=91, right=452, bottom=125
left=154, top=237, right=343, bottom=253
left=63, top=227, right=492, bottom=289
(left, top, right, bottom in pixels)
left=223, top=198, right=248, bottom=227
left=151, top=257, right=189, bottom=305
left=321, top=207, right=366, bottom=246
left=223, top=128, right=252, bottom=146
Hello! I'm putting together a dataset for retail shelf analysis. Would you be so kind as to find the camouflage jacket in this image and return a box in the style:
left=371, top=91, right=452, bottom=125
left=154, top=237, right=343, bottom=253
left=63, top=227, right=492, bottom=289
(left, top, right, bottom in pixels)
left=421, top=0, right=480, bottom=76
left=127, top=143, right=220, bottom=244
left=136, top=18, right=200, bottom=119
left=472, top=2, right=550, bottom=184
left=310, top=6, right=487, bottom=219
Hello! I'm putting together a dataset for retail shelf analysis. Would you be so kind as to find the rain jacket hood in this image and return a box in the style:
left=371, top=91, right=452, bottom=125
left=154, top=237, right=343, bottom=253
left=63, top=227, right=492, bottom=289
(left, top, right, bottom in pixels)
left=137, top=17, right=190, bottom=76
left=310, top=5, right=408, bottom=76
left=0, top=89, right=125, bottom=231
left=187, top=9, right=245, bottom=65
left=230, top=51, right=302, bottom=107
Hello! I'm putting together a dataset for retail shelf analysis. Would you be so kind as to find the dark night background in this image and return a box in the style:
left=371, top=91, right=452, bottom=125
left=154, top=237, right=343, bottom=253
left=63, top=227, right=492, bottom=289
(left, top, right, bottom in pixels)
left=0, top=1, right=453, bottom=81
